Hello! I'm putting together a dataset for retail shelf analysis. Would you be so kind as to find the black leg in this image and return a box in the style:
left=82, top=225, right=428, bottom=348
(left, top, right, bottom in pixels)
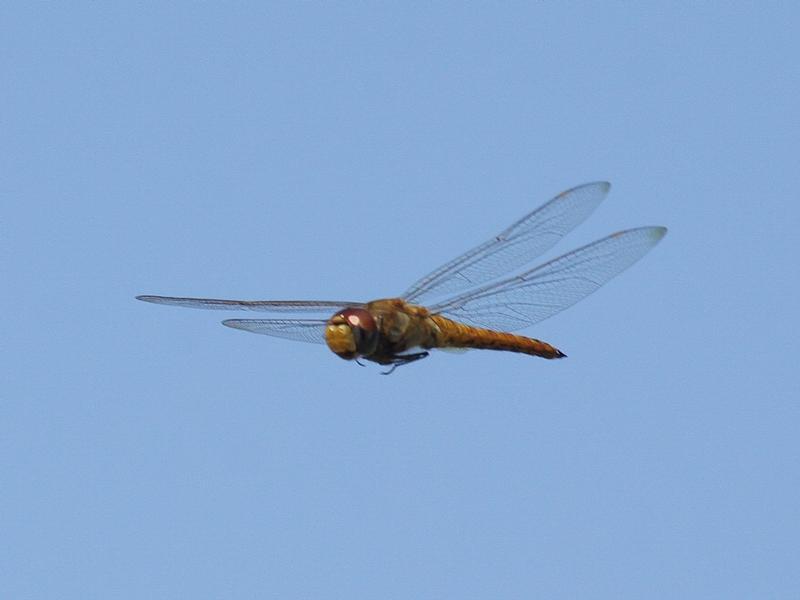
left=380, top=351, right=429, bottom=375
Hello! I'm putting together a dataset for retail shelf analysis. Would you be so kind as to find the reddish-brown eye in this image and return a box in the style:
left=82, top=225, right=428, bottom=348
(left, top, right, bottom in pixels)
left=340, top=308, right=379, bottom=356
left=340, top=308, right=375, bottom=331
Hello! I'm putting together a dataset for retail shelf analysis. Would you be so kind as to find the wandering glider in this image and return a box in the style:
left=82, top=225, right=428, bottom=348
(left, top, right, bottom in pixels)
left=137, top=182, right=666, bottom=373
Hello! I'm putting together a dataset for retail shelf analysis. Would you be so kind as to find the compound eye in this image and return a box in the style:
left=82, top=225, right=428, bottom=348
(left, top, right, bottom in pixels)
left=340, top=308, right=379, bottom=355
left=340, top=308, right=375, bottom=331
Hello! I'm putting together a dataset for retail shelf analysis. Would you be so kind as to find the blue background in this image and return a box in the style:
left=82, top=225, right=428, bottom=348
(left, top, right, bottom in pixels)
left=4, top=4, right=798, bottom=598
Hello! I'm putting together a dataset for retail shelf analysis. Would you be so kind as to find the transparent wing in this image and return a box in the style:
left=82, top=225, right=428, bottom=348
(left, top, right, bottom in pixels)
left=402, top=181, right=610, bottom=304
left=430, top=227, right=667, bottom=331
left=136, top=295, right=363, bottom=314
left=222, top=319, right=328, bottom=344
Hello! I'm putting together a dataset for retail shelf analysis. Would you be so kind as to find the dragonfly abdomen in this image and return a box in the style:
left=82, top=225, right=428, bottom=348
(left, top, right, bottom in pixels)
left=429, top=315, right=566, bottom=359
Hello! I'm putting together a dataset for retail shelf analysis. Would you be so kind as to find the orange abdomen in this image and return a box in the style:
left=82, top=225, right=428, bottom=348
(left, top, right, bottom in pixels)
left=429, top=315, right=565, bottom=359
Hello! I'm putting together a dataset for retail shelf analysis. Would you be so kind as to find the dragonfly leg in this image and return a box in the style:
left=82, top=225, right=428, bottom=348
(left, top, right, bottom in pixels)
left=380, top=351, right=430, bottom=375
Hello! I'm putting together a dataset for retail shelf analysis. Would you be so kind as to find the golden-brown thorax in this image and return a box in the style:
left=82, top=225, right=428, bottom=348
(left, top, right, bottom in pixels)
left=363, top=298, right=439, bottom=359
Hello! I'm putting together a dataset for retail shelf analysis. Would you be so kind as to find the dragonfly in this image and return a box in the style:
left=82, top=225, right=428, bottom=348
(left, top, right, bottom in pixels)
left=137, top=182, right=666, bottom=373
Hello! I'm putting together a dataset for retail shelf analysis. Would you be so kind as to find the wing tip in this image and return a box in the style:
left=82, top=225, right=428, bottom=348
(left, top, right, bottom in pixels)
left=564, top=180, right=611, bottom=196
left=642, top=225, right=668, bottom=245
left=649, top=226, right=668, bottom=242
left=611, top=226, right=668, bottom=243
left=586, top=180, right=611, bottom=193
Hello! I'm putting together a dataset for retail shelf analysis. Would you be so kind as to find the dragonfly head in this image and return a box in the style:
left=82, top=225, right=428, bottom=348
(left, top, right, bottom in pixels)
left=325, top=307, right=379, bottom=360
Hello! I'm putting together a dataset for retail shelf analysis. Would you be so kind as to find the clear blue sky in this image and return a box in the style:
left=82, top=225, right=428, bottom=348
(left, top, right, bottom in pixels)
left=4, top=4, right=798, bottom=598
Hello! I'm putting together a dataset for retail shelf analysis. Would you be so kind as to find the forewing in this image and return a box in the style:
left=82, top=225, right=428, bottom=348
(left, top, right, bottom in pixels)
left=431, top=227, right=667, bottom=331
left=222, top=319, right=328, bottom=344
left=402, top=181, right=610, bottom=304
left=136, top=295, right=363, bottom=314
